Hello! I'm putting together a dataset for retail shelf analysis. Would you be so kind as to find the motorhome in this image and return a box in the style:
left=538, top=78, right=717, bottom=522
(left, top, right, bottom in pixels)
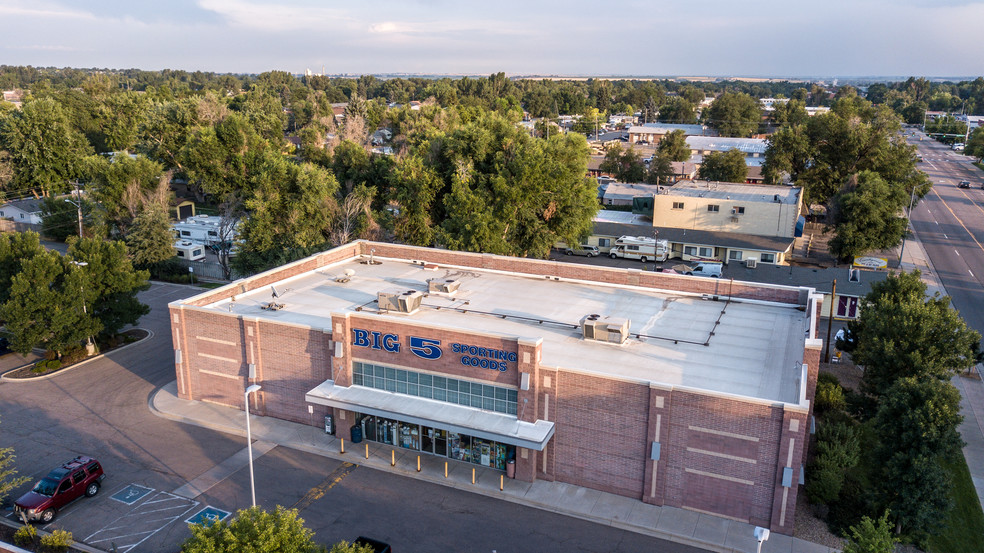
left=174, top=240, right=206, bottom=262
left=172, top=215, right=238, bottom=246
left=608, top=235, right=669, bottom=262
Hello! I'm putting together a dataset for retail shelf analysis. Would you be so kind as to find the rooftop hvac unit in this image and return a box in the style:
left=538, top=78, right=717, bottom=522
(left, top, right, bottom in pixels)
left=427, top=278, right=461, bottom=295
left=746, top=258, right=757, bottom=269
left=377, top=290, right=423, bottom=314
left=580, top=314, right=630, bottom=345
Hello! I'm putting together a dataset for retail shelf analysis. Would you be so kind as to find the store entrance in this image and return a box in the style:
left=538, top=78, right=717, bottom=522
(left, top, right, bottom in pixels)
left=354, top=413, right=513, bottom=471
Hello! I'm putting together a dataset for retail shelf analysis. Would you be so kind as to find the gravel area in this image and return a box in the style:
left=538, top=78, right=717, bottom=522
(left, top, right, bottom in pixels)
left=794, top=488, right=846, bottom=550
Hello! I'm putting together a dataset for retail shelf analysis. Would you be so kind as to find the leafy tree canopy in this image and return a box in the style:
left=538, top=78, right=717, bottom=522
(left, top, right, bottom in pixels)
left=697, top=149, right=747, bottom=183
left=704, top=91, right=761, bottom=137
left=656, top=129, right=690, bottom=162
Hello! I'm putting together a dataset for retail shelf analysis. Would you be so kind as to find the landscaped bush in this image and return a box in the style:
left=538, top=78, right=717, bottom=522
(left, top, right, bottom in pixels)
left=31, top=359, right=62, bottom=374
left=60, top=346, right=89, bottom=365
left=815, top=374, right=846, bottom=414
left=806, top=420, right=860, bottom=505
left=13, top=524, right=37, bottom=546
left=40, top=529, right=73, bottom=553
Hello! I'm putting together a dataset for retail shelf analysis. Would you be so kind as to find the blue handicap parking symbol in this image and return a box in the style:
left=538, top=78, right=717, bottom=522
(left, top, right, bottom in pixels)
left=186, top=506, right=230, bottom=526
left=110, top=484, right=154, bottom=505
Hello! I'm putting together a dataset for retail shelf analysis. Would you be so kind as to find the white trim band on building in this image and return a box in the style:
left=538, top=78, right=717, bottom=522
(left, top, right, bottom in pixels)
left=306, top=380, right=555, bottom=451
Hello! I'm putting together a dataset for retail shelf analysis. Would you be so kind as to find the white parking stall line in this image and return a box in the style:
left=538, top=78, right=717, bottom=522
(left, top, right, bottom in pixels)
left=84, top=490, right=200, bottom=553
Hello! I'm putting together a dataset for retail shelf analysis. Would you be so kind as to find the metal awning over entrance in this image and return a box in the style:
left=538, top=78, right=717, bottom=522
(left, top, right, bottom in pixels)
left=306, top=380, right=554, bottom=451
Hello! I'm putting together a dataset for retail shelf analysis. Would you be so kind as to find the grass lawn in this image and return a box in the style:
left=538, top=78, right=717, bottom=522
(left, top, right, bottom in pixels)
left=928, top=453, right=984, bottom=553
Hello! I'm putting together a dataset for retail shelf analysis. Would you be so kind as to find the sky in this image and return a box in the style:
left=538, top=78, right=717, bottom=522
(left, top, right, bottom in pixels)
left=0, top=0, right=982, bottom=78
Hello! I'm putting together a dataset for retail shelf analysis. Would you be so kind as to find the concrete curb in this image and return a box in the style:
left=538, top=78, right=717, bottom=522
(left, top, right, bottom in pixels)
left=147, top=385, right=744, bottom=553
left=0, top=329, right=154, bottom=383
left=0, top=517, right=105, bottom=553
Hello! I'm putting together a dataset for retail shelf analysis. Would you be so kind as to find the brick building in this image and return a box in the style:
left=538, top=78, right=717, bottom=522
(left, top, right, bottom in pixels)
left=169, top=241, right=822, bottom=533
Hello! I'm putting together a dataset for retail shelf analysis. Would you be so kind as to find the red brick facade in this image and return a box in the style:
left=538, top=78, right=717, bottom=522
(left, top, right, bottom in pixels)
left=169, top=241, right=818, bottom=534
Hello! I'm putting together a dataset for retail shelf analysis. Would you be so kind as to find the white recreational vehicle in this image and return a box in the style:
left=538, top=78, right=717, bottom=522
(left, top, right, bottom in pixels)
left=171, top=215, right=238, bottom=246
left=608, top=235, right=669, bottom=262
left=174, top=240, right=206, bottom=262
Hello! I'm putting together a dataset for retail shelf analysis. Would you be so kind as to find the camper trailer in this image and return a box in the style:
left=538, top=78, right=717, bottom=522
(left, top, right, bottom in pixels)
left=608, top=235, right=669, bottom=262
left=172, top=215, right=238, bottom=246
left=174, top=240, right=206, bottom=262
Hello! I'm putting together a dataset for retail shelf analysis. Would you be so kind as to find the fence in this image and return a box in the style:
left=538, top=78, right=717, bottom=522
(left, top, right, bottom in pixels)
left=173, top=259, right=252, bottom=282
left=0, top=219, right=41, bottom=234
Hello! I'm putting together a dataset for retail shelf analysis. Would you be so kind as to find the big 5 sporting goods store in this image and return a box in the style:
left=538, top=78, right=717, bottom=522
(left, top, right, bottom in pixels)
left=169, top=241, right=822, bottom=533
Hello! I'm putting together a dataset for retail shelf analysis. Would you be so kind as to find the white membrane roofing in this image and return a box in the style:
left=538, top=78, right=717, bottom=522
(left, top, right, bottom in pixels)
left=187, top=254, right=813, bottom=404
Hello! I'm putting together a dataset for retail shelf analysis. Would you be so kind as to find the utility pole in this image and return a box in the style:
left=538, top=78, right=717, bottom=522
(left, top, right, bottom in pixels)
left=64, top=181, right=84, bottom=238
left=824, top=279, right=836, bottom=363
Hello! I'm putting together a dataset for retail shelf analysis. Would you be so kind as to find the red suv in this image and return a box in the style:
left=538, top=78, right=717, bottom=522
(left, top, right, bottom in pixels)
left=14, top=456, right=105, bottom=523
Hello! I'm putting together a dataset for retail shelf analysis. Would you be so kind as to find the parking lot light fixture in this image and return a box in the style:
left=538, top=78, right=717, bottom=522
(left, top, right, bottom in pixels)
left=70, top=261, right=95, bottom=354
left=244, top=384, right=262, bottom=507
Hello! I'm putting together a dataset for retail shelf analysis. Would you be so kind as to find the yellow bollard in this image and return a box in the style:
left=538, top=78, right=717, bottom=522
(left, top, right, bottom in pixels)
left=500, top=474, right=504, bottom=491
left=417, top=456, right=421, bottom=472
left=444, top=462, right=448, bottom=478
left=472, top=468, right=475, bottom=484
left=365, top=443, right=369, bottom=459
left=391, top=450, right=395, bottom=466
left=340, top=438, right=345, bottom=454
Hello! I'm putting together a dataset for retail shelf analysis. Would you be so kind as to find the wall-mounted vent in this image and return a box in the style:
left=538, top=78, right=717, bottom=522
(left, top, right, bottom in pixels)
left=377, top=290, right=423, bottom=314
left=427, top=278, right=461, bottom=295
left=581, top=314, right=630, bottom=344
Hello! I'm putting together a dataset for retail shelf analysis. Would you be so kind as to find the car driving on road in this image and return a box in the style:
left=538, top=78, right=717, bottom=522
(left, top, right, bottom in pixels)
left=958, top=181, right=971, bottom=188
left=14, top=456, right=105, bottom=523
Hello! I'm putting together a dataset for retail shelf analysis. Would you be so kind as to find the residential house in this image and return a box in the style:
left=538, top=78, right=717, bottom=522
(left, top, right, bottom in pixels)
left=602, top=182, right=661, bottom=206
left=0, top=198, right=44, bottom=226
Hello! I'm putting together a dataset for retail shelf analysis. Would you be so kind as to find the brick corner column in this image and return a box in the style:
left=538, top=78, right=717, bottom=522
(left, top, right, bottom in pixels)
left=330, top=313, right=352, bottom=387
left=514, top=338, right=542, bottom=483
left=170, top=305, right=194, bottom=400
left=769, top=406, right=808, bottom=534
left=642, top=385, right=672, bottom=505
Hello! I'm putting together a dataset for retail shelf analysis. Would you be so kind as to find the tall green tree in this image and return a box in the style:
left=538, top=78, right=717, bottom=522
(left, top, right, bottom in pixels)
left=0, top=97, right=92, bottom=197
left=0, top=250, right=101, bottom=355
left=966, top=127, right=984, bottom=162
left=656, top=129, right=690, bottom=162
left=435, top=111, right=597, bottom=257
left=179, top=112, right=271, bottom=199
left=390, top=152, right=441, bottom=246
left=41, top=194, right=95, bottom=241
left=657, top=97, right=696, bottom=124
left=68, top=237, right=150, bottom=336
left=0, top=231, right=48, bottom=306
left=704, top=92, right=761, bottom=137
left=842, top=270, right=980, bottom=399
left=697, top=149, right=747, bottom=183
left=85, top=154, right=163, bottom=236
left=827, top=171, right=908, bottom=261
left=127, top=203, right=177, bottom=269
left=234, top=156, right=339, bottom=275
left=644, top=153, right=674, bottom=185
left=873, top=378, right=962, bottom=538
left=599, top=143, right=645, bottom=183
left=181, top=506, right=323, bottom=553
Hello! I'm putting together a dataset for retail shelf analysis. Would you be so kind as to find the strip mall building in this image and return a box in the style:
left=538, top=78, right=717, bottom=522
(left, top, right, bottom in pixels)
left=169, top=241, right=821, bottom=533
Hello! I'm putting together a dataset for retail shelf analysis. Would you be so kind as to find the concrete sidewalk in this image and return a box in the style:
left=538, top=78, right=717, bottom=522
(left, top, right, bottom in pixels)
left=900, top=229, right=984, bottom=513
left=150, top=382, right=835, bottom=553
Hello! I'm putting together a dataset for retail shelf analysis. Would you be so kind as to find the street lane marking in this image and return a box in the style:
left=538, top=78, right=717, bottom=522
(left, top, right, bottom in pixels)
left=931, top=187, right=984, bottom=254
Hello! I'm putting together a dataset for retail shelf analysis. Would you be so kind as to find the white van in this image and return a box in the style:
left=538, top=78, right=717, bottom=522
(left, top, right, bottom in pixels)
left=686, top=262, right=723, bottom=278
left=174, top=240, right=206, bottom=262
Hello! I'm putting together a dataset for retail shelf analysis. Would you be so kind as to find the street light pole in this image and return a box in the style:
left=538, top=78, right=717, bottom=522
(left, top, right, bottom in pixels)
left=70, top=261, right=94, bottom=354
left=244, top=384, right=262, bottom=508
left=64, top=182, right=83, bottom=238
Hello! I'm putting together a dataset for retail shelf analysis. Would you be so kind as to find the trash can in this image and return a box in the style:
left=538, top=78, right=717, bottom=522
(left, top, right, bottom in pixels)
left=350, top=424, right=363, bottom=444
left=506, top=459, right=516, bottom=479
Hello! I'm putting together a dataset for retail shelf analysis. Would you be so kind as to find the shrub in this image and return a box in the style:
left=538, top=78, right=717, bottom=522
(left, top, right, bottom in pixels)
left=31, top=359, right=62, bottom=374
left=40, top=529, right=73, bottom=553
left=806, top=420, right=860, bottom=505
left=60, top=346, right=89, bottom=366
left=815, top=378, right=847, bottom=414
left=13, top=524, right=37, bottom=546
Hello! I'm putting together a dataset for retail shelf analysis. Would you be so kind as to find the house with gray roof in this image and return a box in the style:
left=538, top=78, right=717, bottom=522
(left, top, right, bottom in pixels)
left=0, top=198, right=44, bottom=225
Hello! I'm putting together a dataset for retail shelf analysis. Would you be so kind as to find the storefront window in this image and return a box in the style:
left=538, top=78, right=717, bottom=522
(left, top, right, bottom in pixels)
left=355, top=414, right=514, bottom=471
left=352, top=362, right=518, bottom=415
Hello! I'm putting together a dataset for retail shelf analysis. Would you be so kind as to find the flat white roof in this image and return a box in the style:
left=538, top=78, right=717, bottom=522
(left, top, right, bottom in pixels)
left=668, top=180, right=800, bottom=203
left=181, top=253, right=812, bottom=405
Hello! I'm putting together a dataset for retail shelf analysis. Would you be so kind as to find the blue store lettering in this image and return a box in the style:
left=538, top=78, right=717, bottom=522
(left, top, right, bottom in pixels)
left=351, top=328, right=515, bottom=371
